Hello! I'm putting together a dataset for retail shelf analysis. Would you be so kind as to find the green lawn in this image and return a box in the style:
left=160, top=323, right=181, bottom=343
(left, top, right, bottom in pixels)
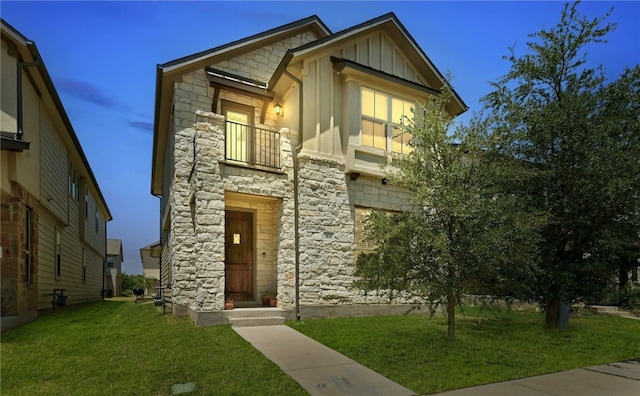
left=1, top=299, right=305, bottom=396
left=3, top=301, right=639, bottom=396
left=288, top=306, right=640, bottom=395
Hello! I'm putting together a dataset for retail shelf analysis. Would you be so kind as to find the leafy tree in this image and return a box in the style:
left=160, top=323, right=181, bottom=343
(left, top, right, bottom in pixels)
left=481, top=2, right=640, bottom=327
left=354, top=88, right=544, bottom=341
left=121, top=273, right=154, bottom=293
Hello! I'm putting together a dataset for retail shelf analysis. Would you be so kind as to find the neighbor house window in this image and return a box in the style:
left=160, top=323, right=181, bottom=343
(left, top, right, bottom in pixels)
left=361, top=87, right=415, bottom=154
left=95, top=207, right=99, bottom=233
left=82, top=248, right=87, bottom=283
left=55, top=229, right=62, bottom=277
left=68, top=168, right=79, bottom=202
left=24, top=207, right=32, bottom=283
left=85, top=187, right=89, bottom=219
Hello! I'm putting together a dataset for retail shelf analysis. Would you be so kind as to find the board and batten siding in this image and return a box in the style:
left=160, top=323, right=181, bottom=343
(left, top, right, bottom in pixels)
left=299, top=31, right=431, bottom=159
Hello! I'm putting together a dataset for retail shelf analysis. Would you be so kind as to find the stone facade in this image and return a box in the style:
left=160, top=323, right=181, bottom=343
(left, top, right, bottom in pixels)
left=154, top=15, right=460, bottom=325
left=1, top=182, right=39, bottom=317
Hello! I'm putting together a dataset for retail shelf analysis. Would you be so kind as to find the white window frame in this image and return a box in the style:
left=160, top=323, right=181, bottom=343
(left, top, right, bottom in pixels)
left=360, top=87, right=415, bottom=154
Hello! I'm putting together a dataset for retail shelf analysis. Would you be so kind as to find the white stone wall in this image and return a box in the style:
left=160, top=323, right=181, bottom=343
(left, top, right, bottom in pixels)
left=215, top=31, right=319, bottom=84
left=163, top=29, right=423, bottom=316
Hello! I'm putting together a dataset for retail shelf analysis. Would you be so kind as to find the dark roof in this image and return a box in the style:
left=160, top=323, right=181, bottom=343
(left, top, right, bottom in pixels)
left=159, top=15, right=331, bottom=69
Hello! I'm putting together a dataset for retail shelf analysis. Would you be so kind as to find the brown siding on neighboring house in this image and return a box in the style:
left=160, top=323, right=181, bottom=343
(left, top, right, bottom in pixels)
left=1, top=20, right=111, bottom=330
left=39, top=114, right=68, bottom=223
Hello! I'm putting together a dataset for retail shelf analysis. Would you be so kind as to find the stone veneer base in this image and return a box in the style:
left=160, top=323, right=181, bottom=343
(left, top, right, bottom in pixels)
left=0, top=311, right=38, bottom=334
left=182, top=303, right=431, bottom=327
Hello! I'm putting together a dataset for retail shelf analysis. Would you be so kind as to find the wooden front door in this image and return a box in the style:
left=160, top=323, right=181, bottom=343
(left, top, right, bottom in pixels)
left=225, top=211, right=254, bottom=301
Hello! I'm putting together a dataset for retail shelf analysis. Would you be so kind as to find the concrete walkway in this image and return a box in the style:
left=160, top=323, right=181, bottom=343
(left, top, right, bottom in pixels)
left=233, top=325, right=416, bottom=396
left=434, top=359, right=640, bottom=396
left=235, top=325, right=639, bottom=396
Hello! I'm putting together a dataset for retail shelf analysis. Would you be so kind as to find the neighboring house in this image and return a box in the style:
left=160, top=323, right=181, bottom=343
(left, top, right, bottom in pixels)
left=140, top=241, right=161, bottom=296
left=1, top=20, right=112, bottom=332
left=151, top=13, right=466, bottom=325
left=105, top=239, right=123, bottom=297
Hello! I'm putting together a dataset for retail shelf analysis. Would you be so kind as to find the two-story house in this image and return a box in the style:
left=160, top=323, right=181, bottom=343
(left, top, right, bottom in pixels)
left=1, top=20, right=112, bottom=332
left=140, top=241, right=161, bottom=296
left=151, top=13, right=466, bottom=326
left=105, top=239, right=123, bottom=297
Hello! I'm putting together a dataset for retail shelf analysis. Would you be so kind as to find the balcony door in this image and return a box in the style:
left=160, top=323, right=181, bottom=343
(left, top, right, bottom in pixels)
left=223, top=101, right=254, bottom=164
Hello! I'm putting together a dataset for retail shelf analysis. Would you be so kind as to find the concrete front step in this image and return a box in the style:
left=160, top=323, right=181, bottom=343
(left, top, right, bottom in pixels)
left=224, top=307, right=288, bottom=318
left=228, top=316, right=286, bottom=327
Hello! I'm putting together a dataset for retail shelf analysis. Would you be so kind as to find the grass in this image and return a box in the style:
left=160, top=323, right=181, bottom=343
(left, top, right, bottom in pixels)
left=1, top=299, right=306, bottom=396
left=3, top=301, right=639, bottom=396
left=288, top=305, right=640, bottom=395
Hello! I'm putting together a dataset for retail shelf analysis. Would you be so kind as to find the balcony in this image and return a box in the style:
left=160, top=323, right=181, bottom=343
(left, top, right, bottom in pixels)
left=225, top=121, right=280, bottom=170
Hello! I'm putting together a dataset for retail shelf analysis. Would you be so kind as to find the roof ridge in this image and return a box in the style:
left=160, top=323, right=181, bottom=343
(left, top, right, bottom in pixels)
left=160, top=15, right=331, bottom=69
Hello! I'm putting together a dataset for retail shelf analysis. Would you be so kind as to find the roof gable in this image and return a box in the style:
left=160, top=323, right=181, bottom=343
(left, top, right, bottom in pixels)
left=277, top=12, right=467, bottom=115
left=107, top=238, right=123, bottom=259
left=159, top=15, right=331, bottom=76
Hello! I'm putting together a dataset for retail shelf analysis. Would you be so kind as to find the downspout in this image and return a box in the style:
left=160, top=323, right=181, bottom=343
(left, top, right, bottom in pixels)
left=16, top=60, right=40, bottom=140
left=284, top=68, right=302, bottom=321
left=155, top=195, right=163, bottom=292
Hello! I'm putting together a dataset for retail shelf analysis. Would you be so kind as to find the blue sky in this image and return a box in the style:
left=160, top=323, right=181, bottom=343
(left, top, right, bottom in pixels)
left=2, top=1, right=638, bottom=274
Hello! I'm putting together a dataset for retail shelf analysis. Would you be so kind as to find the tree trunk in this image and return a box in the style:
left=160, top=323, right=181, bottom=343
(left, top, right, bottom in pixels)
left=545, top=287, right=562, bottom=329
left=619, top=266, right=629, bottom=288
left=447, top=292, right=456, bottom=341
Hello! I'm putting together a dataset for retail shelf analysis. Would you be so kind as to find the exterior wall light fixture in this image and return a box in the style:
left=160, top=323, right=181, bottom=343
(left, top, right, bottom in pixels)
left=274, top=103, right=283, bottom=117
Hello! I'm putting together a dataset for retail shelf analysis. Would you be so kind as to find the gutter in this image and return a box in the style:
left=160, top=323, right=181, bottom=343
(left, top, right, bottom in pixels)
left=284, top=68, right=302, bottom=321
left=16, top=59, right=40, bottom=140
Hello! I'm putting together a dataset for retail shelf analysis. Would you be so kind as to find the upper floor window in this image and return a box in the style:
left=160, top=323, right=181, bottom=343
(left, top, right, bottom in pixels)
left=361, top=88, right=414, bottom=154
left=95, top=207, right=99, bottom=233
left=85, top=187, right=89, bottom=219
left=69, top=168, right=79, bottom=202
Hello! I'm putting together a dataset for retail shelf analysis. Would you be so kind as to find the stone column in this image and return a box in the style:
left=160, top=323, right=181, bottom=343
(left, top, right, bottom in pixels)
left=192, top=111, right=226, bottom=312
left=169, top=125, right=198, bottom=315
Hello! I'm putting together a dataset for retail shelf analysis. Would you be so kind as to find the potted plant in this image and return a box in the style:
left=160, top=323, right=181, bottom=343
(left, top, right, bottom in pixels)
left=224, top=295, right=234, bottom=310
left=261, top=291, right=274, bottom=306
left=269, top=294, right=277, bottom=307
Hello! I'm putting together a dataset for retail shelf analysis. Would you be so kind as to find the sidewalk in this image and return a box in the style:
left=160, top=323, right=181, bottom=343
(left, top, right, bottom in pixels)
left=233, top=325, right=416, bottom=396
left=234, top=325, right=640, bottom=396
left=434, top=359, right=640, bottom=396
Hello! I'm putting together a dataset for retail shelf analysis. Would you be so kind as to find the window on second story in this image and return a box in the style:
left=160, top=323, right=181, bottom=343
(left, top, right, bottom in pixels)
left=85, top=187, right=89, bottom=219
left=95, top=207, right=99, bottom=233
left=69, top=168, right=79, bottom=202
left=361, top=87, right=415, bottom=154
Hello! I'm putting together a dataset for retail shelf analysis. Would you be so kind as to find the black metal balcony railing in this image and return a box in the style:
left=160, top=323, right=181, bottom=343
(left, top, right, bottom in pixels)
left=225, top=121, right=280, bottom=169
